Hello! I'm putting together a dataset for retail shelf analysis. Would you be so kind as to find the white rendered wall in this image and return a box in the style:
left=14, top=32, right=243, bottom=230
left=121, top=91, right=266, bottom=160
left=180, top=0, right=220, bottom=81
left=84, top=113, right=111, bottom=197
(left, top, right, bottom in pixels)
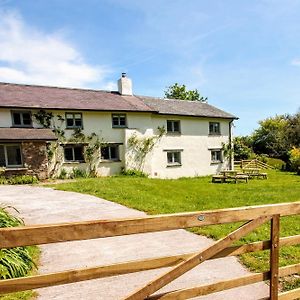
left=0, top=108, right=232, bottom=178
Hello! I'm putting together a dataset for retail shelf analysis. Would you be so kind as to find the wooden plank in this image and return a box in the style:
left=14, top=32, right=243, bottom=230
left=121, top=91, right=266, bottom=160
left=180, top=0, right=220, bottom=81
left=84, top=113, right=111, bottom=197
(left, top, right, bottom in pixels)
left=0, top=235, right=299, bottom=294
left=270, top=215, right=280, bottom=300
left=278, top=288, right=300, bottom=300
left=149, top=264, right=300, bottom=300
left=1, top=202, right=299, bottom=248
left=123, top=216, right=271, bottom=300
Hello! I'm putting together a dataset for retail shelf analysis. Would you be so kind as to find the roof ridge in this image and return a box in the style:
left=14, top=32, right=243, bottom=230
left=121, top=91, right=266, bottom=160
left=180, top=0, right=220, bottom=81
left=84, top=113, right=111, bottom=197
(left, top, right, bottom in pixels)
left=0, top=81, right=118, bottom=94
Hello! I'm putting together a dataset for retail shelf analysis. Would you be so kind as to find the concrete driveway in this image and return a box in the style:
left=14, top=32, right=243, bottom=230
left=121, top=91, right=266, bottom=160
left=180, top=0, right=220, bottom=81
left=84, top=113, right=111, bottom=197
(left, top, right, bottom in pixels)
left=0, top=185, right=269, bottom=299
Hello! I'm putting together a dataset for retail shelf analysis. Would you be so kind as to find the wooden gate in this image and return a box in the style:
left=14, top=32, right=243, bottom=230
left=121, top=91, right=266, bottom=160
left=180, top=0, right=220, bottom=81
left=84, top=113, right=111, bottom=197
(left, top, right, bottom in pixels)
left=0, top=202, right=299, bottom=299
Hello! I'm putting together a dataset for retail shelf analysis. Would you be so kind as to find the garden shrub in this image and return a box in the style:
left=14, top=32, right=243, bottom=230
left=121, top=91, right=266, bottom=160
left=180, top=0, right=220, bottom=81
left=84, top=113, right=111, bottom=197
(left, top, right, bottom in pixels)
left=0, top=207, right=36, bottom=279
left=289, top=147, right=300, bottom=174
left=121, top=168, right=148, bottom=177
left=0, top=175, right=38, bottom=185
left=58, top=168, right=67, bottom=179
left=70, top=168, right=88, bottom=178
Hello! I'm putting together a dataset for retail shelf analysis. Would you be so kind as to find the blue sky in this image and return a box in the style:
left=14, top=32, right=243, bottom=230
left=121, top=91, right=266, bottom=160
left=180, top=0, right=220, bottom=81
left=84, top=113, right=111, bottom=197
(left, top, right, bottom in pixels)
left=0, top=0, right=299, bottom=135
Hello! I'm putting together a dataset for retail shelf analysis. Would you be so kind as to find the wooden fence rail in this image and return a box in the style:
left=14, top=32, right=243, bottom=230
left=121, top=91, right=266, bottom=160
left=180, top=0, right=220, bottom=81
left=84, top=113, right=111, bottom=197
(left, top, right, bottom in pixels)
left=0, top=202, right=299, bottom=300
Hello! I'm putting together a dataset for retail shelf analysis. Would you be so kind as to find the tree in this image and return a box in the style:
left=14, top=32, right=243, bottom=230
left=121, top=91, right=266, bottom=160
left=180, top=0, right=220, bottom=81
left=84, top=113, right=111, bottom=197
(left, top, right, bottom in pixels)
left=251, top=115, right=289, bottom=159
left=286, top=111, right=300, bottom=148
left=233, top=136, right=254, bottom=160
left=164, top=83, right=207, bottom=102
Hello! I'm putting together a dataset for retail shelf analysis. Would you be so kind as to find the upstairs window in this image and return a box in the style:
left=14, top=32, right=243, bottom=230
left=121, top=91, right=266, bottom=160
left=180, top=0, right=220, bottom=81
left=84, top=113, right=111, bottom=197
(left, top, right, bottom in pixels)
left=64, top=145, right=85, bottom=162
left=167, top=120, right=181, bottom=134
left=0, top=144, right=22, bottom=167
left=166, top=151, right=182, bottom=166
left=66, top=113, right=83, bottom=129
left=11, top=111, right=32, bottom=127
left=211, top=150, right=222, bottom=163
left=101, top=145, right=120, bottom=161
left=112, top=114, right=127, bottom=128
left=209, top=122, right=221, bottom=135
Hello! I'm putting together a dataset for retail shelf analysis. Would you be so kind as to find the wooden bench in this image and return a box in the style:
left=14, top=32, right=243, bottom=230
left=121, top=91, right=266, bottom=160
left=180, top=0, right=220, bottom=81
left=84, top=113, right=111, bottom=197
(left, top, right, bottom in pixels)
left=257, top=173, right=268, bottom=179
left=235, top=174, right=249, bottom=183
left=212, top=175, right=225, bottom=183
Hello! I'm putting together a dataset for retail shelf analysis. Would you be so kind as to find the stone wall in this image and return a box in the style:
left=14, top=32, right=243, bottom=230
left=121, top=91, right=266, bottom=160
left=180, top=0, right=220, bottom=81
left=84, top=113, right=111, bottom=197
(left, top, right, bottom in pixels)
left=21, top=141, right=49, bottom=179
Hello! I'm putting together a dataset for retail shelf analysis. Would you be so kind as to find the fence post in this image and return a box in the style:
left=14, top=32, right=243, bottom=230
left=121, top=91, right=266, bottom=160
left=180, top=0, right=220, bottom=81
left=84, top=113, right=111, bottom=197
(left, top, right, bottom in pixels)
left=270, top=214, right=280, bottom=300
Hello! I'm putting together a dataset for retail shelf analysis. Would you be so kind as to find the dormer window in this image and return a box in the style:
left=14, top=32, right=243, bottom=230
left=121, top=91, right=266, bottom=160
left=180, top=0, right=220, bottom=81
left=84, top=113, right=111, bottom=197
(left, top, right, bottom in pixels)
left=11, top=111, right=32, bottom=127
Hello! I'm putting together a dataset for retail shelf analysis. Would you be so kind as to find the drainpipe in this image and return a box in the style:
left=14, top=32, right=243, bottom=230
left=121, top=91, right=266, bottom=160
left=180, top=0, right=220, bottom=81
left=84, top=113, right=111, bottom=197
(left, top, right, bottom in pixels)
left=229, top=119, right=234, bottom=170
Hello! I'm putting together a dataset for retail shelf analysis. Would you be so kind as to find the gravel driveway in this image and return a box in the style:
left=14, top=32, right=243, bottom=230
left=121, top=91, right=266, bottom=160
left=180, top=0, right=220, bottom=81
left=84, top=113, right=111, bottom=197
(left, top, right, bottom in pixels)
left=0, top=185, right=269, bottom=299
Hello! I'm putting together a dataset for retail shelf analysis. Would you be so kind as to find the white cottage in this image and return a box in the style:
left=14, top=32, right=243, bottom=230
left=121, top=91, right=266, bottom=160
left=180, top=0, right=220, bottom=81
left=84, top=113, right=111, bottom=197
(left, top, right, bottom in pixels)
left=0, top=74, right=237, bottom=179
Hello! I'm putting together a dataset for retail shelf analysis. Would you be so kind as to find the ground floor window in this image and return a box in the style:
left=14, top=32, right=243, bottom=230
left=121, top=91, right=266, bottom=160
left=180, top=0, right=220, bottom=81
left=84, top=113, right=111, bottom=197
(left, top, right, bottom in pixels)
left=0, top=144, right=22, bottom=167
left=101, top=144, right=120, bottom=161
left=166, top=151, right=182, bottom=166
left=211, top=149, right=222, bottom=163
left=64, top=145, right=85, bottom=162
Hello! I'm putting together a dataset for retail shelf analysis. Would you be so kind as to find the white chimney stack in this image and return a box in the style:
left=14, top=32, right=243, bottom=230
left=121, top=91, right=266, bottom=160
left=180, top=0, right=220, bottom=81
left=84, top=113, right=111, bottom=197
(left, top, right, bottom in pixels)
left=118, top=73, right=133, bottom=96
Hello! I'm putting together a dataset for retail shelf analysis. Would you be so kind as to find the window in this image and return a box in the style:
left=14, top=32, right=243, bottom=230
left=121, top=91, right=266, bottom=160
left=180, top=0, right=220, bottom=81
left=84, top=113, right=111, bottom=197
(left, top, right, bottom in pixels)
left=209, top=122, right=221, bottom=135
left=11, top=111, right=32, bottom=127
left=66, top=113, right=83, bottom=129
left=167, top=151, right=181, bottom=166
left=112, top=114, right=127, bottom=128
left=101, top=145, right=119, bottom=161
left=167, top=120, right=180, bottom=134
left=0, top=144, right=22, bottom=167
left=211, top=150, right=222, bottom=163
left=64, top=145, right=85, bottom=162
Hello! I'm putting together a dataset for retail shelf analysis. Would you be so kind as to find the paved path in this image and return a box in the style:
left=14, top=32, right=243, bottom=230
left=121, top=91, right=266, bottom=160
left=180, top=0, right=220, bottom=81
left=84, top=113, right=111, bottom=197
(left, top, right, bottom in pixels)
left=0, top=185, right=269, bottom=299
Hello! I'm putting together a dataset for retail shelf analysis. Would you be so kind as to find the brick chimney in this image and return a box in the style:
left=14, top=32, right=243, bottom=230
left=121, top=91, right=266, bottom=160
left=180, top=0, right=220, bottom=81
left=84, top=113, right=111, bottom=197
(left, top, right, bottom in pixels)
left=118, top=73, right=133, bottom=96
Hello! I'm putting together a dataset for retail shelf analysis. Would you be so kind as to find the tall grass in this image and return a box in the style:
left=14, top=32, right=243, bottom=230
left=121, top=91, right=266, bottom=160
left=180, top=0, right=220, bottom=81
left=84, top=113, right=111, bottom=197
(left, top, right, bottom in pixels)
left=0, top=207, right=36, bottom=280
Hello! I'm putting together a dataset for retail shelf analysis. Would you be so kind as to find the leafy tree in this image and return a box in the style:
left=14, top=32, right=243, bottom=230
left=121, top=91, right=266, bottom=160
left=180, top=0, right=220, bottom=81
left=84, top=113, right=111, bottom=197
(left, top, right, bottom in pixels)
left=251, top=115, right=289, bottom=159
left=164, top=83, right=207, bottom=102
left=286, top=111, right=300, bottom=148
left=233, top=136, right=254, bottom=160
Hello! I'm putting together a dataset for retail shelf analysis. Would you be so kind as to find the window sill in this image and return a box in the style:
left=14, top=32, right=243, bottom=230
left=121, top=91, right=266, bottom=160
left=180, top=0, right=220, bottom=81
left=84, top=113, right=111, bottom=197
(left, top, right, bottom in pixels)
left=112, top=126, right=128, bottom=129
left=208, top=133, right=221, bottom=136
left=167, top=164, right=182, bottom=168
left=65, top=127, right=83, bottom=130
left=63, top=161, right=86, bottom=164
left=166, top=132, right=181, bottom=136
left=211, top=161, right=223, bottom=165
left=10, top=126, right=34, bottom=128
left=3, top=167, right=28, bottom=171
left=100, top=159, right=121, bottom=163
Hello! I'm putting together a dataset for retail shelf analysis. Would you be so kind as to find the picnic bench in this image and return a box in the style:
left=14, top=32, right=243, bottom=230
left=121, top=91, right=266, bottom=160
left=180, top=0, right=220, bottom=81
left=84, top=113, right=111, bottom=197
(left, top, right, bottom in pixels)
left=212, top=170, right=249, bottom=183
left=242, top=168, right=268, bottom=179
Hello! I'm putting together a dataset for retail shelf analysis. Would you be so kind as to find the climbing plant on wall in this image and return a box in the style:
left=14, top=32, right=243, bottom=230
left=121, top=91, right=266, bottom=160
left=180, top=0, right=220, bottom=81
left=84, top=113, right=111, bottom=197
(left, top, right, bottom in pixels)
left=127, top=126, right=165, bottom=171
left=33, top=109, right=105, bottom=178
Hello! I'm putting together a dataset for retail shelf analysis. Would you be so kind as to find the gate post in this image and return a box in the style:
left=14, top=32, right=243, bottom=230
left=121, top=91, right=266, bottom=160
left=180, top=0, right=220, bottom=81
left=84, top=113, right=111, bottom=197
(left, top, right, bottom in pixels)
left=270, top=214, right=280, bottom=300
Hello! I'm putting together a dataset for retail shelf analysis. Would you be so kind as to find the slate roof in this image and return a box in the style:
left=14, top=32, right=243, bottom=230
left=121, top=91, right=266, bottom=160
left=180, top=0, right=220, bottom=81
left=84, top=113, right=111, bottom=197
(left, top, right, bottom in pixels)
left=0, top=82, right=237, bottom=119
left=138, top=96, right=237, bottom=119
left=0, top=128, right=57, bottom=141
left=0, top=83, right=154, bottom=112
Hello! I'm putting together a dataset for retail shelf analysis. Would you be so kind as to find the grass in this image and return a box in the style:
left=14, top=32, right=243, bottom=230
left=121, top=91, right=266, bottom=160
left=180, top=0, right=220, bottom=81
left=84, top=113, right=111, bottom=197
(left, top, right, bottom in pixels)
left=52, top=170, right=300, bottom=290
left=0, top=207, right=40, bottom=300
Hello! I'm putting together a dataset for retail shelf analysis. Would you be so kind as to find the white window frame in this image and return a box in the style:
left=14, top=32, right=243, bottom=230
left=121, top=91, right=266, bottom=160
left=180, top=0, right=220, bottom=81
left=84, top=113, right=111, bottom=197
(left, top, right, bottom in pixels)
left=112, top=114, right=127, bottom=128
left=0, top=144, right=23, bottom=168
left=167, top=120, right=181, bottom=134
left=63, top=145, right=85, bottom=162
left=166, top=150, right=182, bottom=167
left=209, top=122, right=221, bottom=135
left=101, top=144, right=120, bottom=161
left=210, top=149, right=223, bottom=163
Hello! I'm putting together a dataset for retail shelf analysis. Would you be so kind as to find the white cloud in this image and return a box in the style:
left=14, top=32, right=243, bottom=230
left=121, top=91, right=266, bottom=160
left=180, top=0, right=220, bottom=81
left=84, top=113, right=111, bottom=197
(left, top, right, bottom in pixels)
left=0, top=11, right=112, bottom=88
left=291, top=58, right=300, bottom=66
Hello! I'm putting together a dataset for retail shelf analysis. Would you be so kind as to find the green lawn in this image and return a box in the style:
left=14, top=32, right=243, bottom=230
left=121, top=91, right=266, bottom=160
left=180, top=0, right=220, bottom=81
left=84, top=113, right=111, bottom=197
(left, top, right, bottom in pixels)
left=52, top=170, right=300, bottom=290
